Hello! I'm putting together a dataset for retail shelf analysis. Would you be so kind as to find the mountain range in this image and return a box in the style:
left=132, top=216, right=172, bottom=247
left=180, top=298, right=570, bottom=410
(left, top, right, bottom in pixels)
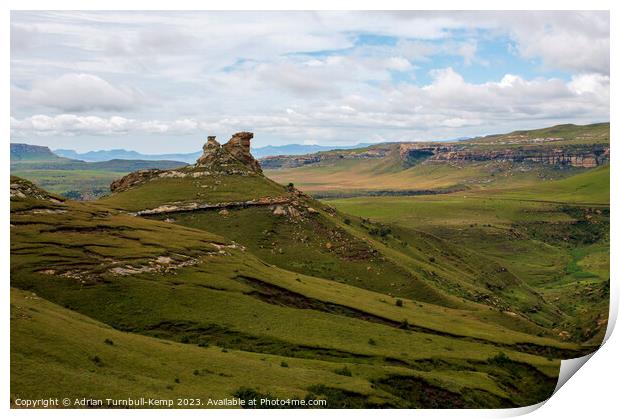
left=53, top=143, right=374, bottom=163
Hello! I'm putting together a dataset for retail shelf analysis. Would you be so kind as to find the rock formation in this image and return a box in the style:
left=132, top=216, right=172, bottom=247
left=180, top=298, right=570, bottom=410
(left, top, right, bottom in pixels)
left=111, top=132, right=263, bottom=193
left=196, top=132, right=262, bottom=173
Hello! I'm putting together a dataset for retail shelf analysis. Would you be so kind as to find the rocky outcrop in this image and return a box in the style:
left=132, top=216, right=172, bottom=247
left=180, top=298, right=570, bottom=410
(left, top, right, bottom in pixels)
left=111, top=132, right=263, bottom=193
left=10, top=177, right=64, bottom=202
left=195, top=132, right=261, bottom=173
left=134, top=196, right=292, bottom=216
left=110, top=169, right=164, bottom=192
left=222, top=132, right=262, bottom=173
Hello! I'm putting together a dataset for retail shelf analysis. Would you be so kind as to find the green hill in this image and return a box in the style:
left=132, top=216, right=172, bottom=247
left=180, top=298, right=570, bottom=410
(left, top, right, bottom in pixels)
left=10, top=128, right=608, bottom=408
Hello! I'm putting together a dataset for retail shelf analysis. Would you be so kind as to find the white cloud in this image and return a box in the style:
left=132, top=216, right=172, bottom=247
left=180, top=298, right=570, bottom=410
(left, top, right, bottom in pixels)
left=10, top=114, right=203, bottom=136
left=568, top=73, right=610, bottom=97
left=9, top=11, right=609, bottom=150
left=11, top=67, right=609, bottom=145
left=13, top=73, right=144, bottom=112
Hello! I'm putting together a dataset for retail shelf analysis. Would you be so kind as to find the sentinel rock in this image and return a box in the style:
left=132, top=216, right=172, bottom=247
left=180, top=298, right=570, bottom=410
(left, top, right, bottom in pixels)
left=196, top=132, right=262, bottom=173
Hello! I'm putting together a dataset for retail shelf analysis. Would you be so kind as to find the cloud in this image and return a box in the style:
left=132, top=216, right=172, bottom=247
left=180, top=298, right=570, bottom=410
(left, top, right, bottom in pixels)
left=9, top=11, right=609, bottom=149
left=10, top=114, right=203, bottom=136
left=12, top=73, right=144, bottom=112
left=505, top=11, right=610, bottom=74
left=11, top=67, right=609, bottom=144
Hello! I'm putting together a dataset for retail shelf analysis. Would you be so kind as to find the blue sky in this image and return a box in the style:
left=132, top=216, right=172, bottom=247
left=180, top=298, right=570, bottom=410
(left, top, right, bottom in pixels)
left=10, top=11, right=609, bottom=153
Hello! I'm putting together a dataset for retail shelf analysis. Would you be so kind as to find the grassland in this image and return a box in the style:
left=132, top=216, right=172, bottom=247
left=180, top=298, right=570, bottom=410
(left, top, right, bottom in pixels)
left=10, top=123, right=609, bottom=408
left=10, top=173, right=585, bottom=408
left=327, top=166, right=609, bottom=344
left=11, top=158, right=186, bottom=200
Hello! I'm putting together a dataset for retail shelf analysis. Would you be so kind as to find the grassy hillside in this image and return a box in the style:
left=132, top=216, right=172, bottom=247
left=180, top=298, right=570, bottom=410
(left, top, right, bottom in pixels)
left=328, top=166, right=609, bottom=345
left=11, top=182, right=578, bottom=407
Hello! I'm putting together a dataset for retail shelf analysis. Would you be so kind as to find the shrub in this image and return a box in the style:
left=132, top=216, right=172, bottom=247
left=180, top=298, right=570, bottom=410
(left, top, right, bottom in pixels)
left=344, top=218, right=351, bottom=225
left=395, top=299, right=404, bottom=307
left=487, top=352, right=511, bottom=366
left=280, top=361, right=289, bottom=368
left=368, top=338, right=377, bottom=346
left=90, top=355, right=103, bottom=367
left=104, top=338, right=114, bottom=346
left=429, top=257, right=436, bottom=263
left=399, top=319, right=410, bottom=330
left=334, top=366, right=352, bottom=377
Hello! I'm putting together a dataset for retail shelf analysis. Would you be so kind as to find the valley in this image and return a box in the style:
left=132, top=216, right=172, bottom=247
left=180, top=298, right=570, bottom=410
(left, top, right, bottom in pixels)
left=10, top=123, right=609, bottom=408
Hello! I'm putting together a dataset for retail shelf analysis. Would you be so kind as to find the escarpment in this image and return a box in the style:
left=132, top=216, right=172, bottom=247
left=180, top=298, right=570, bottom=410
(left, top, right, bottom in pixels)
left=110, top=132, right=263, bottom=193
left=261, top=139, right=610, bottom=170
left=398, top=143, right=610, bottom=168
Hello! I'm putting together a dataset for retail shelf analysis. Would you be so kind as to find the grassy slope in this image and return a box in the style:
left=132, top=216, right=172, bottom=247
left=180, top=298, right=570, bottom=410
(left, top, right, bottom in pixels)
left=266, top=159, right=586, bottom=197
left=11, top=178, right=575, bottom=407
left=98, top=173, right=286, bottom=212
left=11, top=287, right=560, bottom=408
left=328, top=166, right=609, bottom=345
left=97, top=168, right=565, bottom=330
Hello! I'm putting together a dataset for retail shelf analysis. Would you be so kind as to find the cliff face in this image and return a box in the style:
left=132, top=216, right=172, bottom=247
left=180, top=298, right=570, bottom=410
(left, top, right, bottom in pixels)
left=260, top=147, right=390, bottom=169
left=110, top=132, right=263, bottom=193
left=261, top=141, right=610, bottom=170
left=399, top=143, right=610, bottom=168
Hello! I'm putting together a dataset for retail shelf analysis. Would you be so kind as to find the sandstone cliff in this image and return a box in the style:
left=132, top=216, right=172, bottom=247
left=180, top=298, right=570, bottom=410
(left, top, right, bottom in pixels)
left=398, top=143, right=610, bottom=169
left=261, top=141, right=609, bottom=170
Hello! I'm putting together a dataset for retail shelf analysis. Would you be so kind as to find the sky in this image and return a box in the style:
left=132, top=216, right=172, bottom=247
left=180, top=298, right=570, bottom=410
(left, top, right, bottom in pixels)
left=10, top=11, right=610, bottom=153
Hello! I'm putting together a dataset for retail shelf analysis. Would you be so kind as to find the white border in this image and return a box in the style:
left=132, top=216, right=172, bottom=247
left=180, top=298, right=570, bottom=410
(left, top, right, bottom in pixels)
left=2, top=2, right=616, bottom=418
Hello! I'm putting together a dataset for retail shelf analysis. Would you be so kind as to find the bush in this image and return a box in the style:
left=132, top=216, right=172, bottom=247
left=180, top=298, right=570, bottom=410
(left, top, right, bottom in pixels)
left=280, top=361, right=289, bottom=368
left=104, top=338, right=114, bottom=346
left=487, top=352, right=511, bottom=366
left=429, top=257, right=436, bottom=263
left=344, top=218, right=351, bottom=225
left=395, top=299, right=404, bottom=307
left=90, top=355, right=103, bottom=367
left=368, top=338, right=377, bottom=346
left=399, top=319, right=410, bottom=330
left=334, top=366, right=352, bottom=377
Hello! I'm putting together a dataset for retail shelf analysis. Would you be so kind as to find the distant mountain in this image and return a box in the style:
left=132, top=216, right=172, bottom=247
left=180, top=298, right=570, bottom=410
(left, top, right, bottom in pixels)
left=11, top=143, right=69, bottom=162
left=11, top=143, right=187, bottom=171
left=54, top=148, right=202, bottom=164
left=53, top=143, right=373, bottom=163
left=252, top=143, right=373, bottom=158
